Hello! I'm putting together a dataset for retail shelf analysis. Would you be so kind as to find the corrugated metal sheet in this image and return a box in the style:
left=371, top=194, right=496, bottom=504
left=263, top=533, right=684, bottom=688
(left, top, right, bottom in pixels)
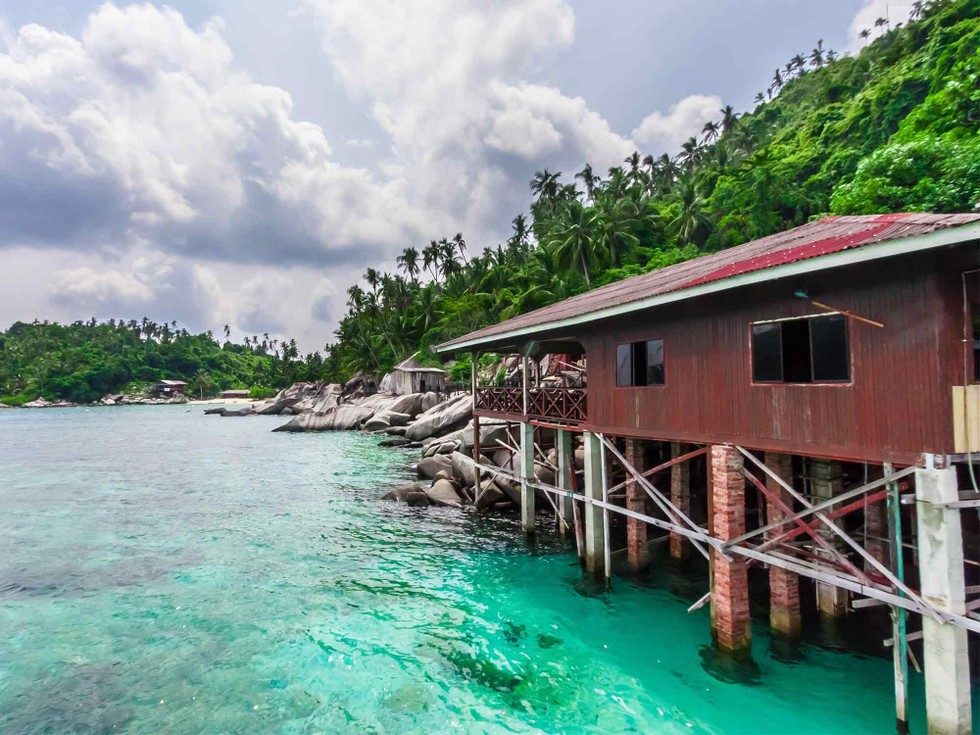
left=439, top=213, right=980, bottom=350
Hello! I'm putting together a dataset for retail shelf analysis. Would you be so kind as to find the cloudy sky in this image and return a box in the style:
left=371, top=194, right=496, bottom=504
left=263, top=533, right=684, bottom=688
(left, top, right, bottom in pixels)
left=0, top=0, right=894, bottom=351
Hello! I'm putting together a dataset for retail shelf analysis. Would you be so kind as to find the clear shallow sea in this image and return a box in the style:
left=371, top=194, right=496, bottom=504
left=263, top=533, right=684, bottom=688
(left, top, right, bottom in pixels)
left=0, top=406, right=941, bottom=734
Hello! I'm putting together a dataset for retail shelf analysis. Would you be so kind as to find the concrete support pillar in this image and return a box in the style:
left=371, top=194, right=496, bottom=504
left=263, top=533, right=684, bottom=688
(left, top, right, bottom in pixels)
left=764, top=452, right=801, bottom=640
left=810, top=459, right=849, bottom=618
left=625, top=438, right=649, bottom=573
left=556, top=429, right=574, bottom=537
left=519, top=422, right=535, bottom=535
left=710, top=445, right=752, bottom=659
left=670, top=442, right=691, bottom=561
left=583, top=431, right=605, bottom=578
left=916, top=459, right=971, bottom=735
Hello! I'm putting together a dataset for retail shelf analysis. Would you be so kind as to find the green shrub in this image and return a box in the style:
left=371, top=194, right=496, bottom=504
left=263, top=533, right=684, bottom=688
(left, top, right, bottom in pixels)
left=248, top=386, right=277, bottom=399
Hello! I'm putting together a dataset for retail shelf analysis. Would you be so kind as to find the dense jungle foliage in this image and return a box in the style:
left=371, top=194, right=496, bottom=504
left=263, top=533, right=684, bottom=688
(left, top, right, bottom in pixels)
left=322, top=0, right=980, bottom=381
left=0, top=319, right=319, bottom=404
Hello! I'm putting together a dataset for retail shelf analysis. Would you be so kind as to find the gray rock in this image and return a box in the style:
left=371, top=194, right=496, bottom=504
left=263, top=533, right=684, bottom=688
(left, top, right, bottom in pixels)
left=220, top=408, right=252, bottom=417
left=404, top=395, right=472, bottom=441
left=416, top=454, right=452, bottom=479
left=381, top=482, right=423, bottom=501
left=385, top=426, right=408, bottom=436
left=426, top=479, right=463, bottom=507
left=363, top=415, right=391, bottom=432
left=405, top=492, right=430, bottom=507
left=476, top=482, right=506, bottom=509
left=433, top=469, right=454, bottom=483
left=378, top=437, right=412, bottom=448
left=419, top=391, right=441, bottom=413
left=535, top=463, right=557, bottom=487
left=450, top=451, right=486, bottom=488
left=204, top=407, right=227, bottom=415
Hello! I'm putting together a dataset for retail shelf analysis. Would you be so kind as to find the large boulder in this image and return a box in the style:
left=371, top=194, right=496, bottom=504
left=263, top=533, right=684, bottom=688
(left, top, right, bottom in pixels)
left=426, top=479, right=463, bottom=507
left=450, top=451, right=487, bottom=488
left=404, top=395, right=472, bottom=441
left=459, top=420, right=511, bottom=453
left=417, top=454, right=452, bottom=479
left=389, top=393, right=424, bottom=417
left=405, top=492, right=430, bottom=507
left=475, top=482, right=506, bottom=509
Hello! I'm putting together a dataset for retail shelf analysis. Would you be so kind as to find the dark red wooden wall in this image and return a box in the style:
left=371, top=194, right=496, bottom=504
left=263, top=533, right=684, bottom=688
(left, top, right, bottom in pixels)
left=570, top=250, right=968, bottom=465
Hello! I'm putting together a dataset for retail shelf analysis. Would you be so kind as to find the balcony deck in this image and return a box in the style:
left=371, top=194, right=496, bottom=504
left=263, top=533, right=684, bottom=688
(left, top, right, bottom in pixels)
left=474, top=387, right=587, bottom=426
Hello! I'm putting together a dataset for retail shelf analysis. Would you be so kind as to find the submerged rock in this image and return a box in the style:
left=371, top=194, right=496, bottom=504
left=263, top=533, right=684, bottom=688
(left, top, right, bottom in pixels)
left=426, top=479, right=463, bottom=507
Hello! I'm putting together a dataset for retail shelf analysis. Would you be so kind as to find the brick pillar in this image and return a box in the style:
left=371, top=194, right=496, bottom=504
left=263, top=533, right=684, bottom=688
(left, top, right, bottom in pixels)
left=625, top=438, right=649, bottom=573
left=710, top=445, right=751, bottom=659
left=670, top=442, right=691, bottom=560
left=764, top=452, right=801, bottom=640
left=810, top=459, right=848, bottom=618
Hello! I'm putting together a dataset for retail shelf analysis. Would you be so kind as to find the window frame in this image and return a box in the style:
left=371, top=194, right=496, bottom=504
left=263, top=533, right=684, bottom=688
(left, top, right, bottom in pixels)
left=749, top=312, right=853, bottom=387
left=614, top=337, right=666, bottom=388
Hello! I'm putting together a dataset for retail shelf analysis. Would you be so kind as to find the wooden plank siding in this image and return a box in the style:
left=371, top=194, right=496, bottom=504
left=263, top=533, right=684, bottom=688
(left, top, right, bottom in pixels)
left=470, top=248, right=976, bottom=465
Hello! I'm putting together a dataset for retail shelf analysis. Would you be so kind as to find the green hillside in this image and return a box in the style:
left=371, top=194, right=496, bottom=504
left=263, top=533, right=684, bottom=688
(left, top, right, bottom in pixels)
left=0, top=319, right=318, bottom=405
left=322, top=0, right=980, bottom=381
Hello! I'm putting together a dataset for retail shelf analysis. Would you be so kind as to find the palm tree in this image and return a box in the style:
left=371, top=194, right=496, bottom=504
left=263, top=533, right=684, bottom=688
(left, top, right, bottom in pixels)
left=223, top=324, right=231, bottom=340
left=397, top=247, right=420, bottom=282
left=720, top=105, right=738, bottom=133
left=910, top=1, right=923, bottom=20
left=595, top=199, right=643, bottom=268
left=530, top=169, right=562, bottom=203
left=859, top=28, right=872, bottom=42
left=547, top=201, right=596, bottom=286
left=874, top=16, right=889, bottom=34
left=452, top=232, right=468, bottom=264
left=575, top=164, right=600, bottom=202
left=791, top=54, right=807, bottom=75
left=754, top=92, right=766, bottom=105
left=669, top=176, right=711, bottom=246
left=422, top=240, right=441, bottom=282
left=809, top=39, right=825, bottom=68
left=701, top=120, right=721, bottom=144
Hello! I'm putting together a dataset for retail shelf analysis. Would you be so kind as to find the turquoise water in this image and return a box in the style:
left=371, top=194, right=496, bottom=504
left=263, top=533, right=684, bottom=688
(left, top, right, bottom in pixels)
left=0, top=406, right=928, bottom=733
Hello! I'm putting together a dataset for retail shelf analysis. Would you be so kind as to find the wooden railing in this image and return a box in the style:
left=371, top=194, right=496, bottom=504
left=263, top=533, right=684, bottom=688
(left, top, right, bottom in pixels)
left=475, top=387, right=587, bottom=424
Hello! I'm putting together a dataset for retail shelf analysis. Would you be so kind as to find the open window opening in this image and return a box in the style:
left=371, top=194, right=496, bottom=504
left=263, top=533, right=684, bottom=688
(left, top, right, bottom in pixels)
left=616, top=339, right=665, bottom=387
left=751, top=313, right=850, bottom=384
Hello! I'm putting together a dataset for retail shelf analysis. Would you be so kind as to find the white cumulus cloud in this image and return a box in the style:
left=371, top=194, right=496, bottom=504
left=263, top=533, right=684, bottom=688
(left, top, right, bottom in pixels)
left=0, top=3, right=422, bottom=265
left=631, top=93, right=723, bottom=158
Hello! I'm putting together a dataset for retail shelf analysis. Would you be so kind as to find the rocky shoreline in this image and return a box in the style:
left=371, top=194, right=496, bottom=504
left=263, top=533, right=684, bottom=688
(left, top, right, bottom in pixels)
left=9, top=394, right=191, bottom=409
left=200, top=379, right=582, bottom=518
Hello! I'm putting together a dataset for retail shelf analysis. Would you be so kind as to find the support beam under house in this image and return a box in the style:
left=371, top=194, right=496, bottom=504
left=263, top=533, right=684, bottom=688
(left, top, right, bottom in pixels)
left=556, top=429, right=574, bottom=538
left=765, top=452, right=801, bottom=640
left=915, top=459, right=972, bottom=735
left=583, top=431, right=605, bottom=579
left=625, top=438, right=649, bottom=573
left=519, top=422, right=535, bottom=536
left=810, top=459, right=849, bottom=619
left=670, top=442, right=691, bottom=561
left=710, top=445, right=752, bottom=659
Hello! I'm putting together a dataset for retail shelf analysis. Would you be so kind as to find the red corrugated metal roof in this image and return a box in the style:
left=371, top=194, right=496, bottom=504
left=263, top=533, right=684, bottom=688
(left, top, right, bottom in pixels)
left=438, top=213, right=980, bottom=351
